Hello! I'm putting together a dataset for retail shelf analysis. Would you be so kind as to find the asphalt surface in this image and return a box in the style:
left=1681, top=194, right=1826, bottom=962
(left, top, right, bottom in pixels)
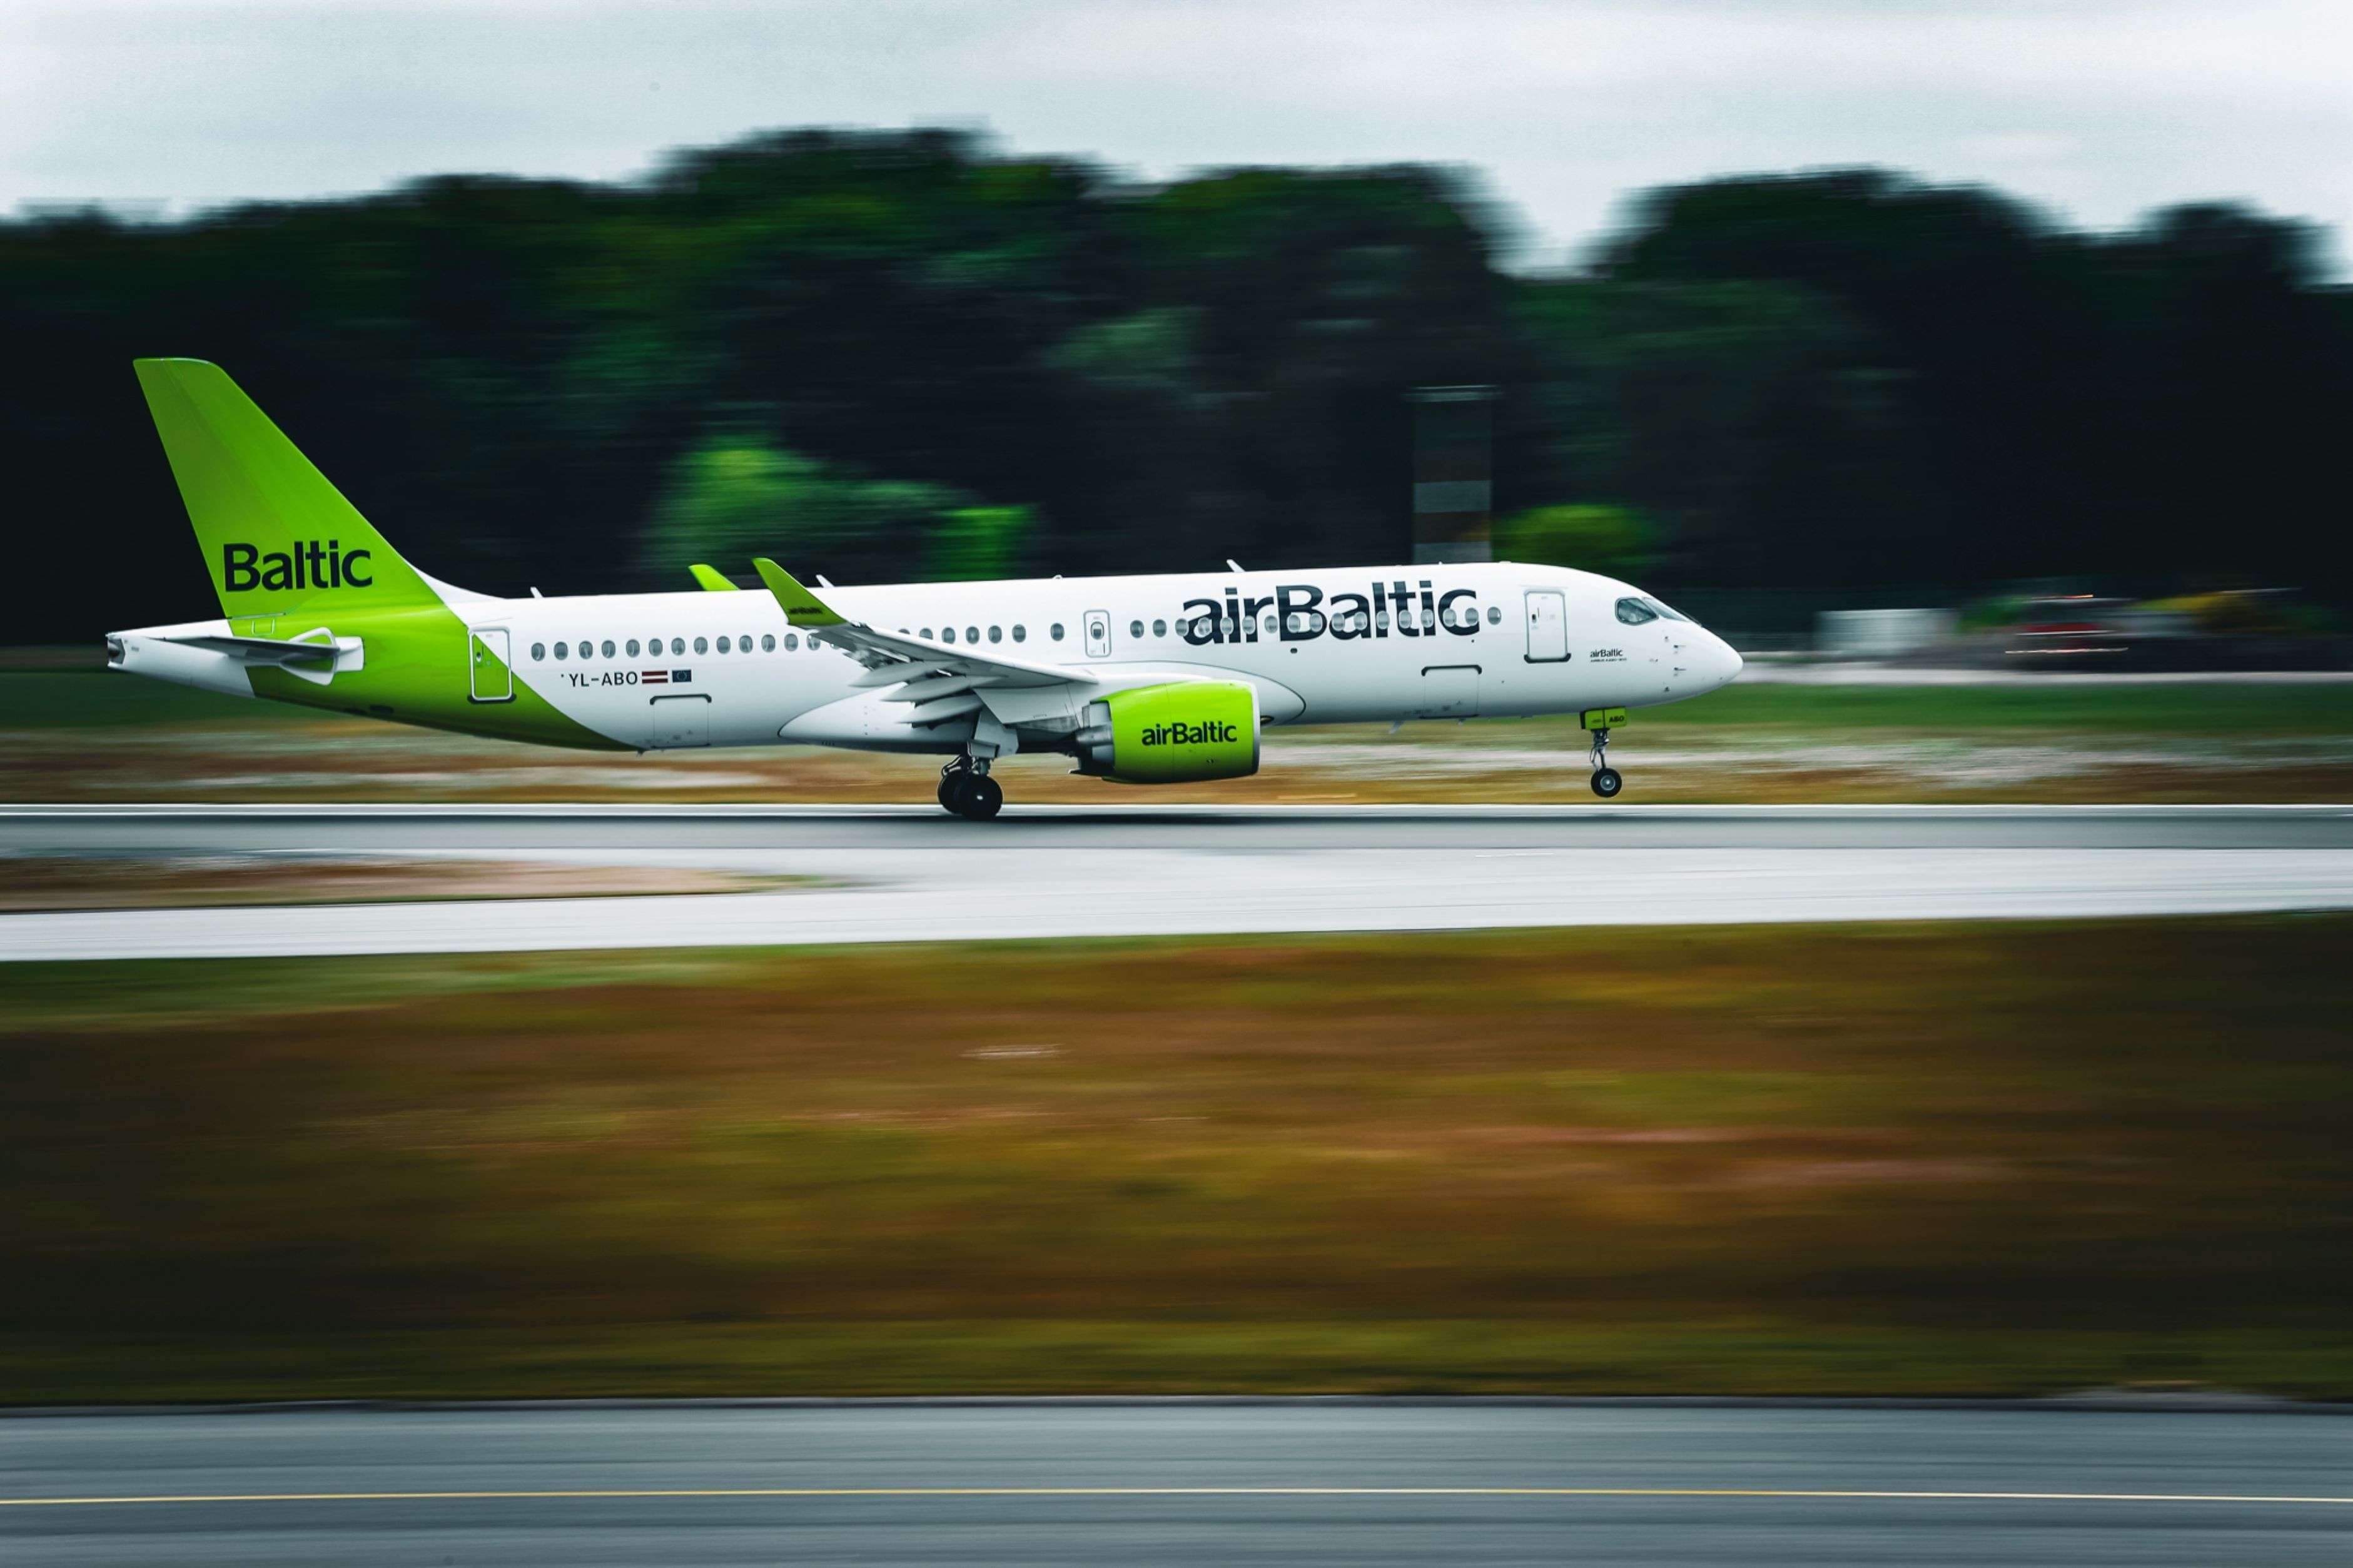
left=5, top=804, right=2352, bottom=961
left=4, top=1401, right=2347, bottom=1565
left=9, top=801, right=2353, bottom=852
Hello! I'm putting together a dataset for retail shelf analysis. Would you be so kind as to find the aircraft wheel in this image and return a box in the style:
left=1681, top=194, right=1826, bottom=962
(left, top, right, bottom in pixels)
left=938, top=757, right=974, bottom=814
left=1590, top=767, right=1623, bottom=799
left=958, top=772, right=1004, bottom=821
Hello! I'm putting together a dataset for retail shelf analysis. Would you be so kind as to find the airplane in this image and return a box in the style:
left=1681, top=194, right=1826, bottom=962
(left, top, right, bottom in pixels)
left=107, top=358, right=1743, bottom=817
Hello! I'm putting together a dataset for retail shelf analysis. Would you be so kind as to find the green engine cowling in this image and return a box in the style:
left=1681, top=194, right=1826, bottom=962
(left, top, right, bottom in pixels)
left=1073, top=681, right=1261, bottom=784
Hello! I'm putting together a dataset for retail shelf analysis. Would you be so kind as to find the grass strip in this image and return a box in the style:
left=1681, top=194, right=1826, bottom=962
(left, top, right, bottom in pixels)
left=4, top=917, right=2349, bottom=1400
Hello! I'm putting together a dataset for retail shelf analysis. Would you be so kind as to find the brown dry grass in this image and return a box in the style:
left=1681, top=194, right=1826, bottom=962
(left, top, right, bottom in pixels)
left=3, top=916, right=2349, bottom=1400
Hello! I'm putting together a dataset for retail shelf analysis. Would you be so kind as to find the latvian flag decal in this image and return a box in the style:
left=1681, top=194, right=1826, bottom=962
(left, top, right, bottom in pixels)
left=642, top=669, right=692, bottom=685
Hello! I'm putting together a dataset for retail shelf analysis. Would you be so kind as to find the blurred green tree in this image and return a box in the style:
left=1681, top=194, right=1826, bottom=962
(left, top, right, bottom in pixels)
left=643, top=434, right=958, bottom=586
left=927, top=505, right=1034, bottom=581
left=1494, top=504, right=1657, bottom=579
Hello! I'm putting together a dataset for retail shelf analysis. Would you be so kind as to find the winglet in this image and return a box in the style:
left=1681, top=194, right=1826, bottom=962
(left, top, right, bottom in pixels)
left=688, top=564, right=741, bottom=592
left=752, top=558, right=846, bottom=627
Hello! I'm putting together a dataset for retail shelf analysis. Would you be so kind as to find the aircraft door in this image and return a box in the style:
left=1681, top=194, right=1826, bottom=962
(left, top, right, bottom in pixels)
left=1085, top=610, right=1112, bottom=658
left=1412, top=664, right=1480, bottom=718
left=1524, top=591, right=1568, bottom=662
left=649, top=694, right=711, bottom=749
left=469, top=626, right=513, bottom=702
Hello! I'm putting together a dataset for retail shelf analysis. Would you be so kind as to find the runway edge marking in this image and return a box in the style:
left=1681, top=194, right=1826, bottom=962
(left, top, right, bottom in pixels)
left=6, top=1486, right=2351, bottom=1507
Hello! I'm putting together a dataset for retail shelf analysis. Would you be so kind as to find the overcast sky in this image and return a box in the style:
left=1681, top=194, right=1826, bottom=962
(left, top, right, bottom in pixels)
left=6, top=0, right=2349, bottom=270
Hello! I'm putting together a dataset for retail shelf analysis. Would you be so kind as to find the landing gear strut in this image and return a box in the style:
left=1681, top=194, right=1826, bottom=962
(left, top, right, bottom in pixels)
left=938, top=756, right=1003, bottom=821
left=1588, top=728, right=1623, bottom=799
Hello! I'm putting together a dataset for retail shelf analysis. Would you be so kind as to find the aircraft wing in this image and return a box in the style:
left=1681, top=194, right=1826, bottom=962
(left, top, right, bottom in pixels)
left=752, top=557, right=1095, bottom=730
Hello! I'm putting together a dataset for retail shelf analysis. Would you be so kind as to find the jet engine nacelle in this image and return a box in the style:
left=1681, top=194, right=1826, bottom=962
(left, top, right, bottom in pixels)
left=1072, top=681, right=1261, bottom=784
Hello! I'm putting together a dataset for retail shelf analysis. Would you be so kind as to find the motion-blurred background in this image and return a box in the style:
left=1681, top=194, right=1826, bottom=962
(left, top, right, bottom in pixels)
left=4, top=1, right=2352, bottom=1411
left=6, top=3, right=2351, bottom=653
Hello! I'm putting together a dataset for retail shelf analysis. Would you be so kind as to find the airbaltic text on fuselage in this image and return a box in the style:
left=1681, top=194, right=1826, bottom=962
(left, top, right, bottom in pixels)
left=221, top=541, right=372, bottom=593
left=1179, top=581, right=1477, bottom=645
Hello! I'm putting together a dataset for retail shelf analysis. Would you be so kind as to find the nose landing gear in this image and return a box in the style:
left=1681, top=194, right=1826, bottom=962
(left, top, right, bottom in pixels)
left=938, top=756, right=1004, bottom=821
left=1587, top=726, right=1623, bottom=799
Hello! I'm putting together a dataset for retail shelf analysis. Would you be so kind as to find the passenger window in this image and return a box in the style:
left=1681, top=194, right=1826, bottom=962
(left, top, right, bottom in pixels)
left=1012, top=625, right=1026, bottom=642
left=717, top=635, right=731, bottom=653
left=670, top=637, right=685, bottom=655
left=1486, top=605, right=1502, bottom=625
left=554, top=642, right=568, bottom=659
left=1616, top=597, right=1659, bottom=625
left=966, top=626, right=979, bottom=643
left=1130, top=620, right=1144, bottom=638
left=943, top=627, right=956, bottom=644
left=784, top=634, right=799, bottom=651
left=602, top=640, right=615, bottom=657
left=741, top=632, right=753, bottom=649
left=1375, top=612, right=1389, bottom=630
left=921, top=628, right=933, bottom=639
left=626, top=639, right=640, bottom=657
left=762, top=634, right=775, bottom=652
left=988, top=625, right=1002, bottom=643
left=530, top=642, right=546, bottom=661
left=1153, top=619, right=1166, bottom=637
left=691, top=636, right=706, bottom=654
left=1051, top=623, right=1065, bottom=640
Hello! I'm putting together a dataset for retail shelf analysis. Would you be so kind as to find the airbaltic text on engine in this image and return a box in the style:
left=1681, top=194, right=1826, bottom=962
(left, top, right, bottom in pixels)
left=1178, top=580, right=1473, bottom=642
left=1141, top=719, right=1239, bottom=747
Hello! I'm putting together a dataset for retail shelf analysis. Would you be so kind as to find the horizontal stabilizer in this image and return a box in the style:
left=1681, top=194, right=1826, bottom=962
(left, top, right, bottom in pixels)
left=159, top=630, right=359, bottom=667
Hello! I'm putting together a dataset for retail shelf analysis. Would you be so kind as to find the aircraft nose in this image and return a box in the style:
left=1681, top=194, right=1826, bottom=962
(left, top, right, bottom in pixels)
left=1706, top=630, right=1743, bottom=688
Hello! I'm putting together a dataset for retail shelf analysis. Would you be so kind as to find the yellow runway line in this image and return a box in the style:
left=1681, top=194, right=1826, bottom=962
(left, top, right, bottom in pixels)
left=4, top=1487, right=2351, bottom=1508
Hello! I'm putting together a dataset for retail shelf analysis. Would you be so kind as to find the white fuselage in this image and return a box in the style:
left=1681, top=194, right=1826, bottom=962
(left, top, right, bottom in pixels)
left=494, top=561, right=1741, bottom=752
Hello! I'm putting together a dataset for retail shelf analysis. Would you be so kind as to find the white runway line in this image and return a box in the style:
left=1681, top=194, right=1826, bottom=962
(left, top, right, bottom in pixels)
left=4, top=847, right=2350, bottom=962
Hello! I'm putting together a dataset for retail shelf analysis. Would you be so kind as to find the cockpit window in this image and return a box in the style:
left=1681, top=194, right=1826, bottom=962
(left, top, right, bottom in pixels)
left=1644, top=597, right=1690, bottom=622
left=1614, top=597, right=1659, bottom=625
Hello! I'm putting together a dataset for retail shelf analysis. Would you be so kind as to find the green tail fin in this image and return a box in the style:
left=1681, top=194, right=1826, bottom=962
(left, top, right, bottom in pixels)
left=134, top=358, right=438, bottom=617
left=688, top=564, right=741, bottom=592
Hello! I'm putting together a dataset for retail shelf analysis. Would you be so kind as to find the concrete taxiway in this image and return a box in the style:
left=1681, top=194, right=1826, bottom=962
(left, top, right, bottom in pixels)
left=4, top=1400, right=2347, bottom=1565
left=3, top=804, right=2350, bottom=962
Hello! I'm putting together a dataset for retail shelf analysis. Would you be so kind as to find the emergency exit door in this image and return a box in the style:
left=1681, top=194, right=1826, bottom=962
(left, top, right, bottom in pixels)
left=1523, top=591, right=1567, bottom=662
left=1085, top=610, right=1112, bottom=658
left=469, top=626, right=512, bottom=701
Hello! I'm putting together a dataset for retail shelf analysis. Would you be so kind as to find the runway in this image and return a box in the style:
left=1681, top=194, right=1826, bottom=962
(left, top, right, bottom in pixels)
left=4, top=1400, right=2347, bottom=1565
left=4, top=804, right=2352, bottom=962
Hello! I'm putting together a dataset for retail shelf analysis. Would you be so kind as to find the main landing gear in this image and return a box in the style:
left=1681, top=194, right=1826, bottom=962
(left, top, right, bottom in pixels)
left=938, top=756, right=1004, bottom=821
left=1588, top=727, right=1623, bottom=799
